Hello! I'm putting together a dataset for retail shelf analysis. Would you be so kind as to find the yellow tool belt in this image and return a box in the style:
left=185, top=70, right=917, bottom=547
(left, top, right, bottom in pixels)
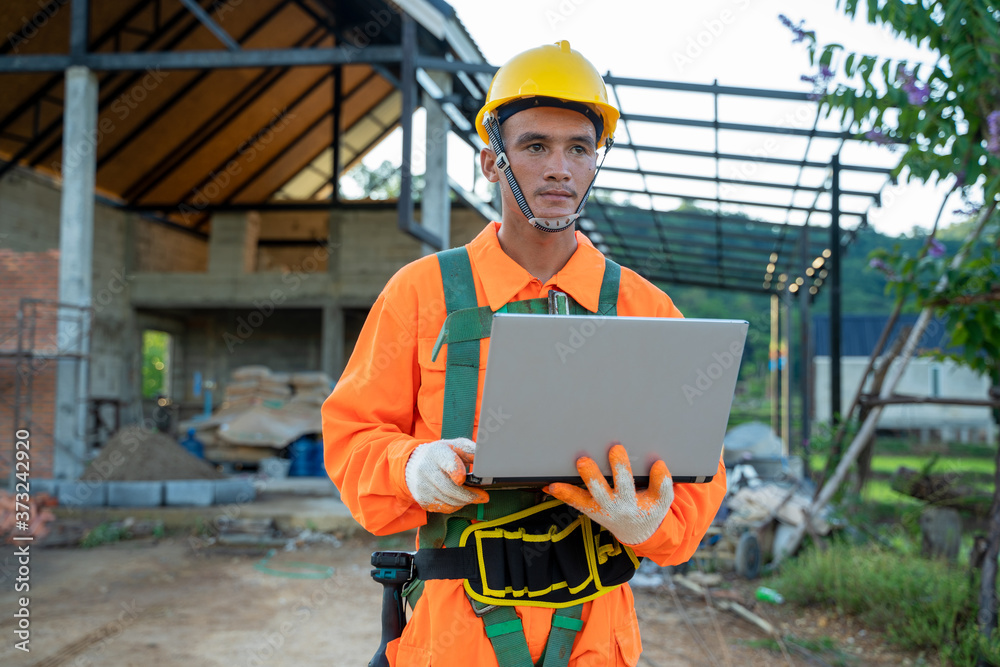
left=413, top=499, right=640, bottom=608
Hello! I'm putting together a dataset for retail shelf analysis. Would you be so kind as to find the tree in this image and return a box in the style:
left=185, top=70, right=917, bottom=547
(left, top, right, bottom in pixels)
left=782, top=2, right=1000, bottom=659
left=349, top=160, right=426, bottom=201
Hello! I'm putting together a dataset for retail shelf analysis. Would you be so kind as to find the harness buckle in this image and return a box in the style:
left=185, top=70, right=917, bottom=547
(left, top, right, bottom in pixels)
left=471, top=600, right=499, bottom=617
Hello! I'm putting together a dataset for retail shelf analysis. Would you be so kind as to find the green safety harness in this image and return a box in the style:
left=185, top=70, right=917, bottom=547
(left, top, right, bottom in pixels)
left=404, top=246, right=641, bottom=667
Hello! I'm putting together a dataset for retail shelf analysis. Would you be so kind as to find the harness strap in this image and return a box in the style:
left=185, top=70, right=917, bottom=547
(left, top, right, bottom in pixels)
left=597, top=259, right=620, bottom=316
left=473, top=599, right=584, bottom=667
left=542, top=606, right=584, bottom=667
left=476, top=602, right=535, bottom=667
left=437, top=248, right=481, bottom=440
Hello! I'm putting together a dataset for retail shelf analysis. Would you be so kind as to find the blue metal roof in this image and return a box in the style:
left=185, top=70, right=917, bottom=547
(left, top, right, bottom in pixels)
left=812, top=314, right=952, bottom=357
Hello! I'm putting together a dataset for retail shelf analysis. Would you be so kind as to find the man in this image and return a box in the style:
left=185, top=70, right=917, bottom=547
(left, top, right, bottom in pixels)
left=323, top=41, right=727, bottom=666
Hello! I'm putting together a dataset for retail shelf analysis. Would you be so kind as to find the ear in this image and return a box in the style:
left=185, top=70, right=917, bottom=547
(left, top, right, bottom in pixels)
left=480, top=147, right=501, bottom=184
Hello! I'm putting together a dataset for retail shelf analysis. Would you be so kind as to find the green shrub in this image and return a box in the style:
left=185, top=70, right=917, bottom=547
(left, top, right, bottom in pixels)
left=80, top=522, right=131, bottom=548
left=772, top=542, right=1000, bottom=665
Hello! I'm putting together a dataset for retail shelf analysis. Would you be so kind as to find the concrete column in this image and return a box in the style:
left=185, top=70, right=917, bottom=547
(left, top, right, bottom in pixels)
left=208, top=211, right=260, bottom=274
left=321, top=304, right=345, bottom=379
left=421, top=71, right=452, bottom=253
left=54, top=66, right=98, bottom=480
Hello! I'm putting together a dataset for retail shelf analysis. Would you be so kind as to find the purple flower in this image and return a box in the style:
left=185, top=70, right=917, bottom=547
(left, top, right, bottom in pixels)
left=779, top=14, right=810, bottom=43
left=928, top=238, right=946, bottom=258
left=895, top=65, right=929, bottom=106
left=869, top=258, right=888, bottom=271
left=987, top=110, right=1000, bottom=156
left=864, top=128, right=894, bottom=145
left=819, top=65, right=834, bottom=80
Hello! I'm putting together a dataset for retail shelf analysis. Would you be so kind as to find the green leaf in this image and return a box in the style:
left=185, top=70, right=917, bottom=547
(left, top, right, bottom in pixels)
left=951, top=322, right=969, bottom=347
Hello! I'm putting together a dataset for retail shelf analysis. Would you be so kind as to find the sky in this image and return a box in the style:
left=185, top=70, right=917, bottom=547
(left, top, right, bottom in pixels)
left=354, top=0, right=969, bottom=237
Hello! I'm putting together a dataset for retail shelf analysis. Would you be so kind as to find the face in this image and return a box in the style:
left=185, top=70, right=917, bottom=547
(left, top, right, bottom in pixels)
left=480, top=106, right=598, bottom=223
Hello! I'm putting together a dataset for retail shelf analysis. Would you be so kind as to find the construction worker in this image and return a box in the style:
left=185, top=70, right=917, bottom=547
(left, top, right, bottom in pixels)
left=323, top=41, right=727, bottom=666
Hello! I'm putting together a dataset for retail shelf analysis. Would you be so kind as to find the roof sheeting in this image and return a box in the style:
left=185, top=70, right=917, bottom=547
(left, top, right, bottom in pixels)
left=0, top=0, right=481, bottom=228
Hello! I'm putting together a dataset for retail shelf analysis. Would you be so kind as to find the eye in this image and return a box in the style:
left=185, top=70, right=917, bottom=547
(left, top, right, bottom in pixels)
left=527, top=143, right=544, bottom=153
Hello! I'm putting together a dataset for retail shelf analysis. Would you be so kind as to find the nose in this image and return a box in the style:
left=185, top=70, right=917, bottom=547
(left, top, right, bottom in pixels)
left=543, top=152, right=572, bottom=181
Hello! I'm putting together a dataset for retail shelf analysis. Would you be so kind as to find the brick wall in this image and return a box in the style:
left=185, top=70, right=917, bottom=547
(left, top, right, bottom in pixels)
left=0, top=249, right=61, bottom=479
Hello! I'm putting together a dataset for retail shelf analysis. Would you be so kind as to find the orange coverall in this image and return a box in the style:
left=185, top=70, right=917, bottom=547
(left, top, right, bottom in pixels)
left=323, top=221, right=728, bottom=666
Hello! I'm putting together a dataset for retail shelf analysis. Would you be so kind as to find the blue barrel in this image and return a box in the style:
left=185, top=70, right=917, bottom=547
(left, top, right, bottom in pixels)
left=288, top=436, right=313, bottom=477
left=310, top=437, right=326, bottom=476
left=180, top=428, right=204, bottom=458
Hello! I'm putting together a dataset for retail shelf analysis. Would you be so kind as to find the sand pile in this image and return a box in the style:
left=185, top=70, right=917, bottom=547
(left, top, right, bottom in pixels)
left=80, top=426, right=224, bottom=482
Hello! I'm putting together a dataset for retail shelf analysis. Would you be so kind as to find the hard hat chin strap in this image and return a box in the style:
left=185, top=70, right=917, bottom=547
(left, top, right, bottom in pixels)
left=483, top=112, right=613, bottom=233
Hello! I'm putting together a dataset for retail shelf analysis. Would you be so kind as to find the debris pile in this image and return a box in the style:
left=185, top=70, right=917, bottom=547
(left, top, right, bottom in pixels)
left=0, top=490, right=56, bottom=543
left=695, top=421, right=834, bottom=578
left=80, top=426, right=224, bottom=481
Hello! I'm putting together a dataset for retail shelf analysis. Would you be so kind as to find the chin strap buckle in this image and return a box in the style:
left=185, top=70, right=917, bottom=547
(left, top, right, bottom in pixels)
left=530, top=214, right=579, bottom=232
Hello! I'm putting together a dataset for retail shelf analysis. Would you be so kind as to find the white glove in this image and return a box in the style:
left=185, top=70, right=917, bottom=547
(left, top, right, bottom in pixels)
left=405, top=437, right=490, bottom=513
left=545, top=443, right=674, bottom=546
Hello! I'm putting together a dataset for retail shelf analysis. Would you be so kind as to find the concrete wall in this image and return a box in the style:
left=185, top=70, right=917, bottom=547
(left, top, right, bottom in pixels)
left=814, top=356, right=996, bottom=442
left=132, top=220, right=208, bottom=273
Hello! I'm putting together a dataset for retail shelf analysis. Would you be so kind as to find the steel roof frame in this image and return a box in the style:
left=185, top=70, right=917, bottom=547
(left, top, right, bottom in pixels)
left=0, top=0, right=896, bottom=299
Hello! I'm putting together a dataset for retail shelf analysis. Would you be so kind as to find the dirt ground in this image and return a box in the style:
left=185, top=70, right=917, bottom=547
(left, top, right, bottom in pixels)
left=0, top=534, right=940, bottom=667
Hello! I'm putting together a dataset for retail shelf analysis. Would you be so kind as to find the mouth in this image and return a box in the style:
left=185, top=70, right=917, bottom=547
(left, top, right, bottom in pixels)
left=538, top=190, right=575, bottom=201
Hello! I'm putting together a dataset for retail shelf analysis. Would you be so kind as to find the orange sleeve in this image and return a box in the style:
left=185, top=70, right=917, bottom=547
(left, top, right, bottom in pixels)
left=321, top=275, right=430, bottom=536
left=627, top=458, right=727, bottom=565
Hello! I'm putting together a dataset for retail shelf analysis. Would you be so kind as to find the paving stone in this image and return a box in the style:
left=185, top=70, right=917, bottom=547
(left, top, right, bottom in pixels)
left=213, top=478, right=256, bottom=505
left=29, top=478, right=60, bottom=499
left=107, top=481, right=164, bottom=507
left=164, top=480, right=214, bottom=507
left=58, top=482, right=107, bottom=507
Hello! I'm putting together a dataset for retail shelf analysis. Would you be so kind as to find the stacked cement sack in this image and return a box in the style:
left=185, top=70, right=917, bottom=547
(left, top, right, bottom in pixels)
left=183, top=366, right=333, bottom=465
left=289, top=371, right=333, bottom=406
left=222, top=365, right=294, bottom=411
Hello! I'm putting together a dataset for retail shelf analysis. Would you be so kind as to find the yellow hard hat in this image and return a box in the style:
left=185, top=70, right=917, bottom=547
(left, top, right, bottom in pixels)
left=476, top=40, right=619, bottom=148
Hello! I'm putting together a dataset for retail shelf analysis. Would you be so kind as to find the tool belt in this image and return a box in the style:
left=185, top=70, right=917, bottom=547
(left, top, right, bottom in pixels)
left=414, top=499, right=640, bottom=608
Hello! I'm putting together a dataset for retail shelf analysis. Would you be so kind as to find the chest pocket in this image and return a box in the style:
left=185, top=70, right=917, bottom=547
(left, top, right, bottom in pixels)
left=416, top=336, right=488, bottom=435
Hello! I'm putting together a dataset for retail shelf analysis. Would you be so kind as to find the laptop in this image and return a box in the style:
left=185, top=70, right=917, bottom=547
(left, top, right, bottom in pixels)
left=467, top=314, right=748, bottom=487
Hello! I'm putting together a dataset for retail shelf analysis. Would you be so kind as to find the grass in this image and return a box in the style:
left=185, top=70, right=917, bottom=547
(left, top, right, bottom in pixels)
left=741, top=636, right=854, bottom=666
left=811, top=454, right=995, bottom=475
left=860, top=478, right=921, bottom=505
left=771, top=541, right=1000, bottom=666
left=81, top=522, right=131, bottom=548
left=869, top=456, right=996, bottom=475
